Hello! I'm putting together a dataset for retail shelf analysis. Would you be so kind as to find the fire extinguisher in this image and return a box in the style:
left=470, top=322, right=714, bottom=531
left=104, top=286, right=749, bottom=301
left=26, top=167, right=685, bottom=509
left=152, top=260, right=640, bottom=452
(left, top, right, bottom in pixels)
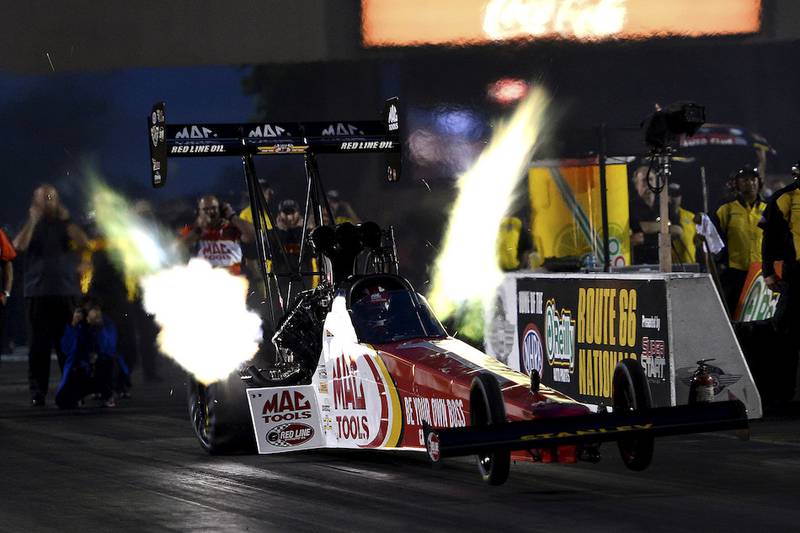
left=689, top=358, right=716, bottom=404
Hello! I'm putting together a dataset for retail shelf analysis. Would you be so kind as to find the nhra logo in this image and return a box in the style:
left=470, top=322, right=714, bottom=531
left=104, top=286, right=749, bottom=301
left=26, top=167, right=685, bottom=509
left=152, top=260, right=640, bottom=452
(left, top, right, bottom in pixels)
left=266, top=423, right=315, bottom=448
left=521, top=323, right=544, bottom=375
left=261, top=390, right=312, bottom=423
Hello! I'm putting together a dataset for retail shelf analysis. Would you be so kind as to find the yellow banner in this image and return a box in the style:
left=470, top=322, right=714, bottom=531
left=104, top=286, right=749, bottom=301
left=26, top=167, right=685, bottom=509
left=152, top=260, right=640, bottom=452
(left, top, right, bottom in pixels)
left=529, top=163, right=630, bottom=267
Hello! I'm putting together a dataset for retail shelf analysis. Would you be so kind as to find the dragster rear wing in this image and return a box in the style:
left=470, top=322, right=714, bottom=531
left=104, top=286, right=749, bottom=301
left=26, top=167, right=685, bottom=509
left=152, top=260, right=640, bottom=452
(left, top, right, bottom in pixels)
left=424, top=400, right=748, bottom=462
left=148, top=98, right=402, bottom=187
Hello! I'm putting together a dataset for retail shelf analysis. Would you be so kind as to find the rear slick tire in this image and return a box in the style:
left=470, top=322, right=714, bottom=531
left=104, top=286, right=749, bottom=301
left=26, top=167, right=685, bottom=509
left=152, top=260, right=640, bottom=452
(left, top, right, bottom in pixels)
left=612, top=358, right=654, bottom=471
left=470, top=373, right=511, bottom=486
left=187, top=372, right=256, bottom=455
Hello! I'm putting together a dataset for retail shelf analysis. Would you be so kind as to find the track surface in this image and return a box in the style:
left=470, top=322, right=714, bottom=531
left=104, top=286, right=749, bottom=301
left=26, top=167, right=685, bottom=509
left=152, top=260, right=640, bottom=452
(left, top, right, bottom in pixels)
left=1, top=356, right=799, bottom=532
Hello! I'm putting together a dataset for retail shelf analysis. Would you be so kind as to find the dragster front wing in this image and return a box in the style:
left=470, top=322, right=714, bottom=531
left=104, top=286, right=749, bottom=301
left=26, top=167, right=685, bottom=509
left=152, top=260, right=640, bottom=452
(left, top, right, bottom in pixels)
left=423, top=400, right=748, bottom=462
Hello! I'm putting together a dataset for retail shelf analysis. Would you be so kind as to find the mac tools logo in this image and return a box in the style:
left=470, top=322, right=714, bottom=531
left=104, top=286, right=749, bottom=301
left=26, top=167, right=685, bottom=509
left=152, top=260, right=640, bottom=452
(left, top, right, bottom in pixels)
left=387, top=104, right=399, bottom=131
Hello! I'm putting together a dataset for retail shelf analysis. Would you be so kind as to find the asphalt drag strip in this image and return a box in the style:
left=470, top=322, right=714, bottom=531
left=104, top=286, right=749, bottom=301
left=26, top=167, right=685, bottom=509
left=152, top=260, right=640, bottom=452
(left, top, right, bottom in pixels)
left=0, top=358, right=799, bottom=532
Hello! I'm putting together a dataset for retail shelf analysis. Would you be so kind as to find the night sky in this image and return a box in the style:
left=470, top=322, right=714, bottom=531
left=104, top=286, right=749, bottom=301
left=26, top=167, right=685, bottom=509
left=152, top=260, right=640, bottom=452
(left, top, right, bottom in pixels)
left=0, top=65, right=256, bottom=228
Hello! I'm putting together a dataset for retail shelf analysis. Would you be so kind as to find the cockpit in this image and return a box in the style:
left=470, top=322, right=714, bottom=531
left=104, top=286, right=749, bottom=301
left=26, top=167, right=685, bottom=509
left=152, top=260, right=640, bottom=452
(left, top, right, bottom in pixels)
left=346, top=275, right=447, bottom=344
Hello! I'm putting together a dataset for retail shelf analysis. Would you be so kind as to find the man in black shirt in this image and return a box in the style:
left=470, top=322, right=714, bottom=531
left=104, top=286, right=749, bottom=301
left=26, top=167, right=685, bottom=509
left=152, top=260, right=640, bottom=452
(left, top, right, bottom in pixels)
left=13, top=184, right=88, bottom=406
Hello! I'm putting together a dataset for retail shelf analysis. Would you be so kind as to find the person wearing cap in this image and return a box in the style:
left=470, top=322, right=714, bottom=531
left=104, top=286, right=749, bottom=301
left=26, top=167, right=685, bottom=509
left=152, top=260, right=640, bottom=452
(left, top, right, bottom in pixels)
left=179, top=194, right=255, bottom=275
left=325, top=190, right=360, bottom=225
left=714, top=166, right=766, bottom=315
left=239, top=179, right=274, bottom=231
left=667, top=182, right=697, bottom=266
left=275, top=199, right=305, bottom=262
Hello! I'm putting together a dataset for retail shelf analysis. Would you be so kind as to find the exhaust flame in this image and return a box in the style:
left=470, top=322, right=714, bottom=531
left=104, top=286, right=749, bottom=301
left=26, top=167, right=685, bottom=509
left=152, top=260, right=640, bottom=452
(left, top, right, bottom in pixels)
left=140, top=259, right=262, bottom=385
left=90, top=178, right=262, bottom=384
left=427, top=87, right=550, bottom=337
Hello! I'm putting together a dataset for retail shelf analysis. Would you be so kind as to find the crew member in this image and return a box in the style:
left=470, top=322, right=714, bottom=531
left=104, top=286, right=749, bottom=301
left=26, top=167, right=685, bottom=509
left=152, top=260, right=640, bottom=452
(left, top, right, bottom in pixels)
left=497, top=215, right=533, bottom=271
left=667, top=183, right=697, bottom=266
left=180, top=195, right=255, bottom=275
left=325, top=190, right=360, bottom=225
left=714, top=166, right=766, bottom=316
left=13, top=184, right=88, bottom=407
left=758, top=161, right=800, bottom=403
left=239, top=178, right=274, bottom=231
left=275, top=199, right=307, bottom=271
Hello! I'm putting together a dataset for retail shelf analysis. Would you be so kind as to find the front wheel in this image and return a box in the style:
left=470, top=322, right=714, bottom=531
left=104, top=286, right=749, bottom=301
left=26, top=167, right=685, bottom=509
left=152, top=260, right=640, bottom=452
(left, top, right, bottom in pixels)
left=187, top=371, right=256, bottom=455
left=612, top=358, right=654, bottom=471
left=470, top=373, right=511, bottom=485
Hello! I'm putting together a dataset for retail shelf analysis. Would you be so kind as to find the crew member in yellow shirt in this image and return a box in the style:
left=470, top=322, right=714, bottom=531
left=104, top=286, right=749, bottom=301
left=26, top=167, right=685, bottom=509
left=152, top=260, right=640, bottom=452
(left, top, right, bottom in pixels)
left=714, top=166, right=766, bottom=316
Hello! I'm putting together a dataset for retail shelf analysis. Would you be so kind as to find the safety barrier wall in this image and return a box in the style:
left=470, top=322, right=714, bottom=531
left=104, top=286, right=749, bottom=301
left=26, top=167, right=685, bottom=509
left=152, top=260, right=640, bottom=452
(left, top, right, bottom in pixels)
left=485, top=272, right=762, bottom=419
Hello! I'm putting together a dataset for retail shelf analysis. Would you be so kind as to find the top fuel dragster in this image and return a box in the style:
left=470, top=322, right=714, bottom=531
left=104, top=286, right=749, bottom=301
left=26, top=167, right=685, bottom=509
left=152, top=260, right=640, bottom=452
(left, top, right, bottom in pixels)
left=148, top=99, right=748, bottom=485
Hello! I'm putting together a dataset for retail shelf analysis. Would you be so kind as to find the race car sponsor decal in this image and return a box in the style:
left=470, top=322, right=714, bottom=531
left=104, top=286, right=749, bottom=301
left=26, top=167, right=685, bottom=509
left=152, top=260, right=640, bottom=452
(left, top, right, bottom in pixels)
left=403, top=395, right=467, bottom=445
left=247, top=124, right=290, bottom=138
left=257, top=144, right=309, bottom=154
left=394, top=338, right=571, bottom=404
left=319, top=348, right=402, bottom=449
left=266, top=423, right=315, bottom=448
left=339, top=140, right=396, bottom=151
left=174, top=125, right=217, bottom=139
left=403, top=396, right=467, bottom=428
left=426, top=431, right=441, bottom=462
left=321, top=123, right=364, bottom=136
left=387, top=104, right=399, bottom=131
left=247, top=385, right=325, bottom=454
left=519, top=423, right=654, bottom=442
left=170, top=144, right=226, bottom=154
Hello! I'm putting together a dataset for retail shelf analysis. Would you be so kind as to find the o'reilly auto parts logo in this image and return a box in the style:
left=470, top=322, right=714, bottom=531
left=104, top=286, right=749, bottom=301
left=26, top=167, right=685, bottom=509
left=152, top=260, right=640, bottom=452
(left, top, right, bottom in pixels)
left=521, top=323, right=543, bottom=375
left=266, top=423, right=315, bottom=448
left=544, top=299, right=575, bottom=382
left=739, top=274, right=779, bottom=321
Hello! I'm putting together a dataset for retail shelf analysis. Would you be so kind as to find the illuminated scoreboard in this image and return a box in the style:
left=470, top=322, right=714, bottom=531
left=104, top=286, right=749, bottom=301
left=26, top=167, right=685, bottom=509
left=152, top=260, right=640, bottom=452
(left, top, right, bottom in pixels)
left=362, top=0, right=761, bottom=46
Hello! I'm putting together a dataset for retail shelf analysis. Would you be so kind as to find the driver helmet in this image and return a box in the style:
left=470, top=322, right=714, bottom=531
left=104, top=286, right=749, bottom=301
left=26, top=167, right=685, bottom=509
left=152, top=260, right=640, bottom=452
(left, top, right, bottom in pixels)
left=356, top=284, right=391, bottom=327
